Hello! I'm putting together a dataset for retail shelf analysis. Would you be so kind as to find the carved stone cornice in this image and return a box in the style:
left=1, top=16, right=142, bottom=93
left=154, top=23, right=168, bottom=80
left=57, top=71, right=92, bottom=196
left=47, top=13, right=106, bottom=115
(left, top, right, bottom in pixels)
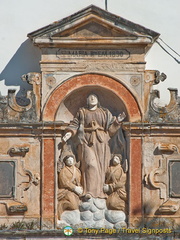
left=28, top=5, right=159, bottom=50
left=122, top=122, right=180, bottom=137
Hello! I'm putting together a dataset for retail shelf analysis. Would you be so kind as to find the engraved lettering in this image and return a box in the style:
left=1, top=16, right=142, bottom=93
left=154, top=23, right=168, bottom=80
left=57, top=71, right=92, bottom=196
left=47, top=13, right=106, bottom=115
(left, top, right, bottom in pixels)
left=56, top=49, right=130, bottom=59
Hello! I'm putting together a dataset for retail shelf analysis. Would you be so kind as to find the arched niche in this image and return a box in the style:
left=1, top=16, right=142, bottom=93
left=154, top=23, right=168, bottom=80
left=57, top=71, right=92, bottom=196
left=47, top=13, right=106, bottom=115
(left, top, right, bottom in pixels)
left=42, top=73, right=143, bottom=225
left=55, top=86, right=128, bottom=122
left=42, top=73, right=142, bottom=122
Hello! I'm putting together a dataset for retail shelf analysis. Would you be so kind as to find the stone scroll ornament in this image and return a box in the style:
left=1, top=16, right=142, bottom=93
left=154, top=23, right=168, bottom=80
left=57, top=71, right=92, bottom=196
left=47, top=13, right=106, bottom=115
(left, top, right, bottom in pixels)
left=148, top=143, right=180, bottom=214
left=57, top=93, right=127, bottom=228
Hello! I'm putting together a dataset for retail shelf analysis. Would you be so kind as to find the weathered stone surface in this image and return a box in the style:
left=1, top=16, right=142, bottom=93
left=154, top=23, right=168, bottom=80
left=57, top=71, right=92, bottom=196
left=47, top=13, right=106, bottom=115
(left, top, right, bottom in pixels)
left=61, top=210, right=80, bottom=225
left=147, top=88, right=180, bottom=122
left=80, top=210, right=93, bottom=221
left=0, top=73, right=41, bottom=123
left=169, top=161, right=180, bottom=197
left=105, top=210, right=126, bottom=224
left=94, top=219, right=105, bottom=228
left=93, top=198, right=106, bottom=210
left=43, top=74, right=141, bottom=122
left=0, top=161, right=15, bottom=198
left=57, top=219, right=67, bottom=228
left=104, top=219, right=114, bottom=229
left=1, top=4, right=180, bottom=231
left=90, top=203, right=98, bottom=213
left=82, top=220, right=95, bottom=228
left=114, top=221, right=127, bottom=229
left=79, top=202, right=91, bottom=211
left=93, top=210, right=104, bottom=221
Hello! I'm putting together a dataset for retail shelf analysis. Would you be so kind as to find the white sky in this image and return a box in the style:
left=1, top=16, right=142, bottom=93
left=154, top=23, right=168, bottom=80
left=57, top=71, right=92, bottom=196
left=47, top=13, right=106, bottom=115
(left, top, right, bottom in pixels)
left=0, top=0, right=180, bottom=104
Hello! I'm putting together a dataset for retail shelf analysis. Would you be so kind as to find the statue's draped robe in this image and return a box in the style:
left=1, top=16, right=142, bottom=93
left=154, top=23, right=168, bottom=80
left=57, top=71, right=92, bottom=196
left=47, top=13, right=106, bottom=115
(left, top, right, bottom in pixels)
left=58, top=165, right=81, bottom=218
left=105, top=164, right=127, bottom=211
left=67, top=107, right=121, bottom=198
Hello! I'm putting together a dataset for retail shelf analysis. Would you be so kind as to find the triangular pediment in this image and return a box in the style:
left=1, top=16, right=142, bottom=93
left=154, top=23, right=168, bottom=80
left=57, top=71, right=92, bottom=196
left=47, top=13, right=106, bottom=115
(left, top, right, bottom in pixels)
left=52, top=18, right=136, bottom=39
left=28, top=5, right=159, bottom=46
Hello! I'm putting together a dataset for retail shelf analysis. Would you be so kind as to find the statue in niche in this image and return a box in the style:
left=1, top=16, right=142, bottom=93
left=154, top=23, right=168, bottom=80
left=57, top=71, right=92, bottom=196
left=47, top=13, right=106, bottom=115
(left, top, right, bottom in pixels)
left=103, top=154, right=127, bottom=211
left=57, top=155, right=83, bottom=218
left=62, top=93, right=126, bottom=199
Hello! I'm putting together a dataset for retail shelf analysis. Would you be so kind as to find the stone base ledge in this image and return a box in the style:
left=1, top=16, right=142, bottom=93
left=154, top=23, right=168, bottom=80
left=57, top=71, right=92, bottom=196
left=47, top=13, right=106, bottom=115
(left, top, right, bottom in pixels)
left=0, top=230, right=176, bottom=240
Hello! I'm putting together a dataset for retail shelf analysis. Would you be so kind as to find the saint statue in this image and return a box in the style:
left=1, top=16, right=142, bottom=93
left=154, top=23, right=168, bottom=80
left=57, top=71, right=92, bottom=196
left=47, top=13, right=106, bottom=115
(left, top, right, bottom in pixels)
left=103, top=154, right=127, bottom=211
left=62, top=93, right=126, bottom=199
left=57, top=155, right=83, bottom=218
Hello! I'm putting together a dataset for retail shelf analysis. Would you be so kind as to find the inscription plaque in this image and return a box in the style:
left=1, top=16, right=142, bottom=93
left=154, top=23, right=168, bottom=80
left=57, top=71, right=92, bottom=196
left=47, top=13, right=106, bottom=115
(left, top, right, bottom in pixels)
left=56, top=49, right=130, bottom=60
left=169, top=160, right=180, bottom=198
left=0, top=161, right=15, bottom=198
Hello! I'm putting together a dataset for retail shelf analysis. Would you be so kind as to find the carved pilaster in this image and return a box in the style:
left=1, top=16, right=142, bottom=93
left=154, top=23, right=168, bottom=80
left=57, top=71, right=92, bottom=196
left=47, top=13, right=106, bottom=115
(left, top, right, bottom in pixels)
left=148, top=143, right=180, bottom=214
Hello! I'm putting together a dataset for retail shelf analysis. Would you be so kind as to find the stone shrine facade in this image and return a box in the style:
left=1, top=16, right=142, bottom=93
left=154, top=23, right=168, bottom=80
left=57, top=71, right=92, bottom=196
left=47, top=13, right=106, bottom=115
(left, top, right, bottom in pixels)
left=0, top=5, right=180, bottom=231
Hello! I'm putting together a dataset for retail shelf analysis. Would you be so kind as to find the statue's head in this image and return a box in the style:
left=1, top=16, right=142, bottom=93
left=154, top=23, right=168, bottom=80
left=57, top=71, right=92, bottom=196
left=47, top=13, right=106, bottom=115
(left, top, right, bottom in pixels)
left=112, top=154, right=122, bottom=166
left=87, top=93, right=100, bottom=108
left=63, top=155, right=75, bottom=167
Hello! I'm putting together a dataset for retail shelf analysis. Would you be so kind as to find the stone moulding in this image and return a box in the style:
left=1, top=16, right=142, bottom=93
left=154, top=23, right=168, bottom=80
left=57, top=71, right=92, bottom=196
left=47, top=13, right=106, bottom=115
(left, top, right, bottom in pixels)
left=158, top=143, right=179, bottom=153
left=148, top=158, right=167, bottom=200
left=27, top=5, right=159, bottom=49
left=8, top=147, right=29, bottom=157
left=5, top=201, right=28, bottom=214
left=148, top=145, right=180, bottom=214
left=18, top=159, right=40, bottom=192
left=158, top=199, right=180, bottom=214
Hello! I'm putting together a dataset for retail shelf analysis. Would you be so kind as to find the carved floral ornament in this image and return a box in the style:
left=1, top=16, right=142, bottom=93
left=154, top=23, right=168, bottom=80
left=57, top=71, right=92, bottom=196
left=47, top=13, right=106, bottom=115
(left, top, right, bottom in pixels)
left=130, top=76, right=141, bottom=86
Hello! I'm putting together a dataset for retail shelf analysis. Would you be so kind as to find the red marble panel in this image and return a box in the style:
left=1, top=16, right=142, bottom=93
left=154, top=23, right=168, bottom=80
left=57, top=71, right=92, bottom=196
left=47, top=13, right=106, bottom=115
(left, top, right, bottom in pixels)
left=130, top=138, right=142, bottom=217
left=42, top=139, right=55, bottom=220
